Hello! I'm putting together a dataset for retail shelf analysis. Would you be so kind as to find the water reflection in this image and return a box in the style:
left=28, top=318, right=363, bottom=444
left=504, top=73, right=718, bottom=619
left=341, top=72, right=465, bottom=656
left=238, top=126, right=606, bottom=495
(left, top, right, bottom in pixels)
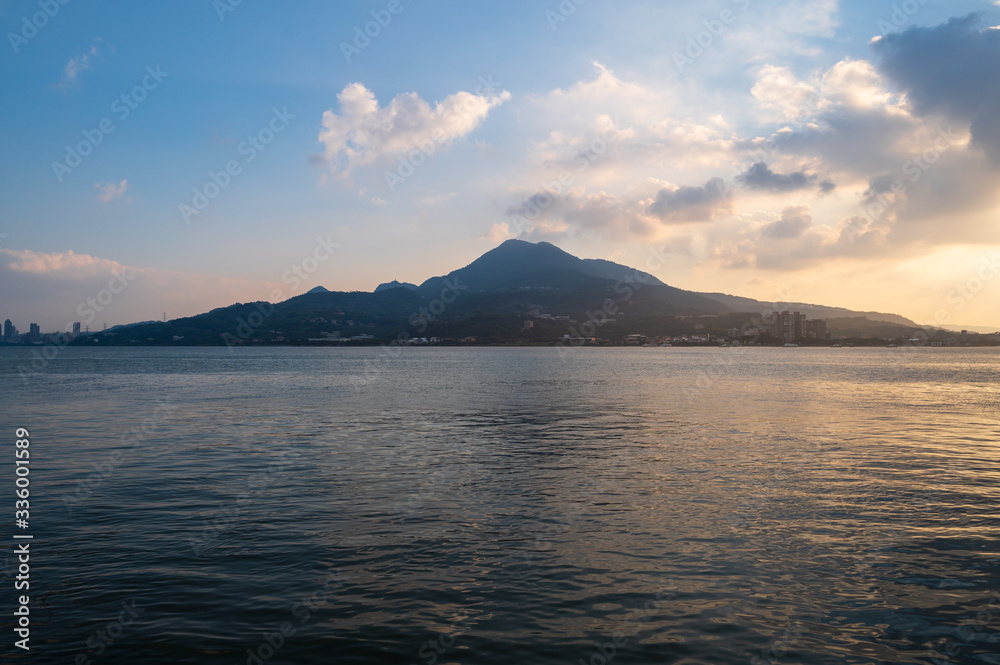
left=1, top=346, right=998, bottom=664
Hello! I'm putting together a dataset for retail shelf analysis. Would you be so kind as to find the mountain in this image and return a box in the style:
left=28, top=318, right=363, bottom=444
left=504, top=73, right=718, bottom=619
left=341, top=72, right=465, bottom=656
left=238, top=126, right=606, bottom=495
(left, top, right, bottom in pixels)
left=75, top=239, right=944, bottom=346
left=374, top=280, right=418, bottom=293
left=696, top=292, right=918, bottom=327
left=414, top=239, right=729, bottom=316
left=417, top=239, right=667, bottom=295
left=306, top=286, right=330, bottom=294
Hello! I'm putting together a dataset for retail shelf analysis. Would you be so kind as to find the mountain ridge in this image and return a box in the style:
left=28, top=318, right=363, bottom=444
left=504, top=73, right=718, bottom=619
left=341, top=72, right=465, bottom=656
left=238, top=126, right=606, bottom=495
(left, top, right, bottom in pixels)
left=79, top=239, right=933, bottom=345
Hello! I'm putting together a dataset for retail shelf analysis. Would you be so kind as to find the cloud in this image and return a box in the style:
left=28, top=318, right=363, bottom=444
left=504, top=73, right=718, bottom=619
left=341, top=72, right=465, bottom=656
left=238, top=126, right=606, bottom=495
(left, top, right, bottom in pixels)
left=821, top=58, right=893, bottom=110
left=524, top=63, right=737, bottom=181
left=872, top=14, right=1000, bottom=163
left=1, top=248, right=125, bottom=277
left=94, top=179, right=128, bottom=202
left=647, top=178, right=732, bottom=223
left=738, top=162, right=819, bottom=192
left=0, top=247, right=289, bottom=331
left=704, top=209, right=887, bottom=272
left=862, top=173, right=896, bottom=203
left=482, top=222, right=515, bottom=243
left=59, top=40, right=104, bottom=87
left=761, top=205, right=813, bottom=239
left=502, top=187, right=659, bottom=241
left=776, top=0, right=840, bottom=38
left=416, top=191, right=456, bottom=206
left=494, top=45, right=999, bottom=276
left=750, top=65, right=824, bottom=122
left=318, top=82, right=510, bottom=173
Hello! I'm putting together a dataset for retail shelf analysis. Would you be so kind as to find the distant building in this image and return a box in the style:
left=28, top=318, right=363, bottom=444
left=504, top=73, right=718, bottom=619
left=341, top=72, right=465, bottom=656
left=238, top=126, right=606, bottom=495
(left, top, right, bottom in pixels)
left=804, top=319, right=827, bottom=340
left=28, top=323, right=40, bottom=343
left=769, top=311, right=826, bottom=342
left=72, top=322, right=82, bottom=335
left=769, top=311, right=803, bottom=341
left=3, top=319, right=13, bottom=342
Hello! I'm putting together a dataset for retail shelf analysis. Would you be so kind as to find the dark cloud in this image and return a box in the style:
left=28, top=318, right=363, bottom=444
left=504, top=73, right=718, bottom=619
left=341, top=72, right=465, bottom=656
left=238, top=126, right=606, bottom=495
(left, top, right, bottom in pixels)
left=503, top=190, right=656, bottom=240
left=818, top=179, right=837, bottom=194
left=738, top=162, right=818, bottom=192
left=873, top=14, right=1000, bottom=163
left=762, top=206, right=812, bottom=239
left=648, top=177, right=731, bottom=223
left=753, top=104, right=921, bottom=175
left=862, top=173, right=897, bottom=203
left=307, top=153, right=330, bottom=167
left=505, top=192, right=560, bottom=218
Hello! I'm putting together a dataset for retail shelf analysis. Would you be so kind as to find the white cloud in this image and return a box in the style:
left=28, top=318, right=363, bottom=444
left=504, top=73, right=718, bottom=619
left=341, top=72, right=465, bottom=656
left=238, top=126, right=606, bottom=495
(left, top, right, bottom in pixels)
left=1, top=248, right=125, bottom=276
left=820, top=59, right=893, bottom=110
left=94, top=179, right=128, bottom=203
left=59, top=40, right=104, bottom=87
left=318, top=82, right=510, bottom=174
left=776, top=0, right=839, bottom=38
left=751, top=65, right=825, bottom=122
left=521, top=63, right=736, bottom=191
left=416, top=191, right=456, bottom=206
left=481, top=222, right=516, bottom=243
left=0, top=247, right=287, bottom=331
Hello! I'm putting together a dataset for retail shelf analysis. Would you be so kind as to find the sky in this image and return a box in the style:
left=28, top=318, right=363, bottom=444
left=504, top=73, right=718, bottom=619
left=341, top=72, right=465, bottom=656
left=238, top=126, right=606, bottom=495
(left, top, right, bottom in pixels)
left=2, top=0, right=1000, bottom=332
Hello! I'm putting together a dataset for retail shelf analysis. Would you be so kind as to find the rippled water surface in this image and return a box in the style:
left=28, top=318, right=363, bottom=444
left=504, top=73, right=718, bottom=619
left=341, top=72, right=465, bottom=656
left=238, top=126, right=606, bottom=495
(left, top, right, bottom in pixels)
left=2, top=346, right=999, bottom=664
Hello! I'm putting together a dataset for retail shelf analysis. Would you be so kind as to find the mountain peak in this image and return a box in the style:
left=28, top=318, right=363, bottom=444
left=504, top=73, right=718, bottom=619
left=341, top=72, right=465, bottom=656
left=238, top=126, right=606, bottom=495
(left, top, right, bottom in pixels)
left=416, top=239, right=666, bottom=294
left=375, top=280, right=418, bottom=293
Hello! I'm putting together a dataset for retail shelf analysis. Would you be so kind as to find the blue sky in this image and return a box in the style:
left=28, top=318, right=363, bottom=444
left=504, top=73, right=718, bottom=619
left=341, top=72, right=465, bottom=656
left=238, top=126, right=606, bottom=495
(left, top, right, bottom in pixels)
left=2, top=0, right=1000, bottom=331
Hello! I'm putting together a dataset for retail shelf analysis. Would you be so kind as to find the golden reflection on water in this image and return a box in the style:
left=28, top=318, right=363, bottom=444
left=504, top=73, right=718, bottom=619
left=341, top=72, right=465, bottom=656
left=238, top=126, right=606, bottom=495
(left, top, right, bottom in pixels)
left=2, top=346, right=998, bottom=664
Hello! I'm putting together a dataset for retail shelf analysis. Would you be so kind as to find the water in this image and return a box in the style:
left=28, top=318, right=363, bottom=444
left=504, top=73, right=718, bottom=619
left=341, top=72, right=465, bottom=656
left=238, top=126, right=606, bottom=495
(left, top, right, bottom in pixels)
left=2, top=346, right=998, bottom=664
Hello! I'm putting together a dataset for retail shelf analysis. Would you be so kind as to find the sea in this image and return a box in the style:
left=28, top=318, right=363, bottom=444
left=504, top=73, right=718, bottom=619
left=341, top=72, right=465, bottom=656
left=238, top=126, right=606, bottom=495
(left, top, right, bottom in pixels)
left=1, top=346, right=998, bottom=664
